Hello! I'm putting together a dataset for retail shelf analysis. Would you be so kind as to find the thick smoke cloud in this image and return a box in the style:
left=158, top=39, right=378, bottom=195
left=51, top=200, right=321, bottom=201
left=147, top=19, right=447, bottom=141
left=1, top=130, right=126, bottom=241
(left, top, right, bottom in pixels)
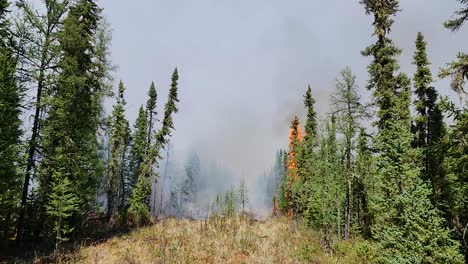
left=100, top=0, right=467, bottom=215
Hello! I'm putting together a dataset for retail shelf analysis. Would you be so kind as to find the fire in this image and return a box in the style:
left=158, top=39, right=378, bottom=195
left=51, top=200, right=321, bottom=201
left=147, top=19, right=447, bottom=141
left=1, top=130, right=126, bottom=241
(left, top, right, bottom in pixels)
left=287, top=116, right=303, bottom=179
left=282, top=116, right=304, bottom=219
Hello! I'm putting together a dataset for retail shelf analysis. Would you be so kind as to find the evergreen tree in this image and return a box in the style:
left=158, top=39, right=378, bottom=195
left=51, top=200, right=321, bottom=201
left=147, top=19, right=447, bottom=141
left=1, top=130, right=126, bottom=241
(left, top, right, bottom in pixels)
left=129, top=68, right=179, bottom=222
left=146, top=81, right=157, bottom=145
left=0, top=0, right=21, bottom=239
left=14, top=0, right=70, bottom=242
left=238, top=178, right=248, bottom=213
left=330, top=67, right=366, bottom=240
left=354, top=128, right=372, bottom=237
left=444, top=0, right=468, bottom=31
left=128, top=106, right=148, bottom=191
left=440, top=1, right=468, bottom=94
left=304, top=117, right=343, bottom=247
left=181, top=153, right=200, bottom=207
left=412, top=32, right=447, bottom=208
left=361, top=1, right=463, bottom=261
left=296, top=85, right=318, bottom=211
left=38, top=0, right=104, bottom=236
left=46, top=173, right=79, bottom=252
left=106, top=81, right=130, bottom=219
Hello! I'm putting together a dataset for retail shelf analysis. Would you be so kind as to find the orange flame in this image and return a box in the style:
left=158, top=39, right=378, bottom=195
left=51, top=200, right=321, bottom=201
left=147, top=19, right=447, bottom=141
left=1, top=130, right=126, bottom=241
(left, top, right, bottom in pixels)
left=287, top=117, right=303, bottom=179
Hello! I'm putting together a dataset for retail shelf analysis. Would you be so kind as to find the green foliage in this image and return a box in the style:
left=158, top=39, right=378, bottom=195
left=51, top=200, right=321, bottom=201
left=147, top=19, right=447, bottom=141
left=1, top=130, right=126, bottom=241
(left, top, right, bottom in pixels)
left=146, top=81, right=157, bottom=144
left=0, top=0, right=21, bottom=238
left=46, top=173, right=80, bottom=250
left=360, top=1, right=464, bottom=261
left=107, top=81, right=130, bottom=218
left=129, top=68, right=179, bottom=221
left=444, top=0, right=468, bottom=32
left=238, top=178, right=248, bottom=212
left=38, top=0, right=105, bottom=239
left=129, top=106, right=149, bottom=189
left=224, top=186, right=237, bottom=217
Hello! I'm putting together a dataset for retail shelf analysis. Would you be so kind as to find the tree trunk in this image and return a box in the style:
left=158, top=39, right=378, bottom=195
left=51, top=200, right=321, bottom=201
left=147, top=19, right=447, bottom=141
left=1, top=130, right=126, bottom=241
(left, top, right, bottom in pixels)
left=17, top=59, right=47, bottom=243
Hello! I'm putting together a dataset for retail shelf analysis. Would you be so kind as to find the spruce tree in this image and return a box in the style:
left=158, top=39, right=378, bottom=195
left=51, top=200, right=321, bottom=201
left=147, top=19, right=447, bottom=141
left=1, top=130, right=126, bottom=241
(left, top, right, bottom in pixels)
left=128, top=106, right=148, bottom=191
left=129, top=68, right=179, bottom=222
left=298, top=85, right=317, bottom=182
left=38, top=0, right=104, bottom=236
left=46, top=172, right=79, bottom=252
left=146, top=81, right=157, bottom=145
left=354, top=128, right=372, bottom=237
left=361, top=1, right=463, bottom=261
left=440, top=1, right=468, bottom=94
left=106, top=81, right=130, bottom=219
left=412, top=32, right=447, bottom=208
left=0, top=0, right=21, bottom=239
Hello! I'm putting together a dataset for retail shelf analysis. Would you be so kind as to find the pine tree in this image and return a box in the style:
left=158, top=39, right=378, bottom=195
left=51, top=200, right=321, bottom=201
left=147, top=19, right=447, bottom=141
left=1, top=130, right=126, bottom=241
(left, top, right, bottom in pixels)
left=129, top=68, right=179, bottom=222
left=361, top=1, right=463, bottom=261
left=106, top=81, right=130, bottom=220
left=146, top=81, right=157, bottom=145
left=38, top=0, right=104, bottom=236
left=0, top=0, right=21, bottom=239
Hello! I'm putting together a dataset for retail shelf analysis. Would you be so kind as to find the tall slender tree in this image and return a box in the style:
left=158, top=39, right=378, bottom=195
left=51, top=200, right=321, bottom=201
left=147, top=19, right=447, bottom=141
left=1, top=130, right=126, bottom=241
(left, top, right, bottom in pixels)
left=330, top=67, right=366, bottom=240
left=412, top=32, right=447, bottom=207
left=361, top=1, right=463, bottom=261
left=38, top=0, right=105, bottom=237
left=0, top=0, right=21, bottom=239
left=146, top=81, right=157, bottom=145
left=14, top=0, right=70, bottom=242
left=129, top=68, right=179, bottom=222
left=106, top=81, right=130, bottom=220
left=128, top=106, right=148, bottom=191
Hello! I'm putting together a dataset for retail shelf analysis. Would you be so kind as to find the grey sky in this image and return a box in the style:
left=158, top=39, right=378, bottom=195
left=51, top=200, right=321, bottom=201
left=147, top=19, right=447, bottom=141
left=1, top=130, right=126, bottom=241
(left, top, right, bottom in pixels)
left=99, top=0, right=466, bottom=182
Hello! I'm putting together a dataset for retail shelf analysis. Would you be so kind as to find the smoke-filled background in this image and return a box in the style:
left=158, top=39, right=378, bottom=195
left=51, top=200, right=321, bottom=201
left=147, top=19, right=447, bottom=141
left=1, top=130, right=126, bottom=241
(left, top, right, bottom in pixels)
left=99, top=0, right=467, bottom=216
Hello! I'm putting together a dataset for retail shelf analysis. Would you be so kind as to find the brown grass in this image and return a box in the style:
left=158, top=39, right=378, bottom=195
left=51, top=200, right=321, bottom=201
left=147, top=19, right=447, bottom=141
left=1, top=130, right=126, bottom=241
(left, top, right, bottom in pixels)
left=56, top=216, right=374, bottom=264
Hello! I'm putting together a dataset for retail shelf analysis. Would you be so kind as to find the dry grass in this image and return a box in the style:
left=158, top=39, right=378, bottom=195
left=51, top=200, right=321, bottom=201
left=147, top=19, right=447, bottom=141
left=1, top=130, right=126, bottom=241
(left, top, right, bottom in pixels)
left=59, top=216, right=373, bottom=264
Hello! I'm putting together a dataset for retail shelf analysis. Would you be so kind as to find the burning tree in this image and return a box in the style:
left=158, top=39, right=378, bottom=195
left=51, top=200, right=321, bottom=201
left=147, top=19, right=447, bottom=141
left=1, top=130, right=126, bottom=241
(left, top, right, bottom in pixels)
left=282, top=116, right=303, bottom=218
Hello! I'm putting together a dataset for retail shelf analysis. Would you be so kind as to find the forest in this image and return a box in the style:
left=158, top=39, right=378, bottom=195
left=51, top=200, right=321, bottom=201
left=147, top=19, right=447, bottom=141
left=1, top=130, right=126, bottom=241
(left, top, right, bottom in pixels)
left=0, top=0, right=467, bottom=263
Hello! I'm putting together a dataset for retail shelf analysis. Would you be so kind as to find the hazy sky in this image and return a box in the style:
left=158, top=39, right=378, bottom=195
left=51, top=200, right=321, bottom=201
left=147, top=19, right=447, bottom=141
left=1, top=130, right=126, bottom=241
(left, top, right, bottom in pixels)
left=99, top=0, right=467, bottom=182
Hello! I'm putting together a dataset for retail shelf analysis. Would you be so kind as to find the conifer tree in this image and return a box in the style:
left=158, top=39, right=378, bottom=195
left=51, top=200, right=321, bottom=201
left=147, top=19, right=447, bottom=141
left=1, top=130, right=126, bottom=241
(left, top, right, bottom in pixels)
left=0, top=0, right=21, bottom=239
left=440, top=1, right=468, bottom=94
left=361, top=1, right=463, bottom=261
left=128, top=106, right=148, bottom=191
left=238, top=178, right=248, bottom=213
left=354, top=128, right=372, bottom=237
left=129, top=68, right=179, bottom=222
left=46, top=173, right=79, bottom=252
left=146, top=81, right=157, bottom=145
left=412, top=32, right=447, bottom=207
left=297, top=85, right=317, bottom=183
left=15, top=0, right=70, bottom=242
left=106, top=81, right=130, bottom=219
left=330, top=67, right=366, bottom=240
left=38, top=0, right=104, bottom=236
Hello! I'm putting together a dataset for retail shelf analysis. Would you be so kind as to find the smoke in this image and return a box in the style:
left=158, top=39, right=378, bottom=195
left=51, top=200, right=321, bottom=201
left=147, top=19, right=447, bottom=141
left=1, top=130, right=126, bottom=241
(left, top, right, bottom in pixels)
left=100, top=0, right=468, bottom=217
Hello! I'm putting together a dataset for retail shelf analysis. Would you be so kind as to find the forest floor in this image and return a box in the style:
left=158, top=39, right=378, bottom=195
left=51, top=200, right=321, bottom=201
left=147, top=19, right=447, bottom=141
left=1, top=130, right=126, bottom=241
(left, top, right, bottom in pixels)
left=38, top=215, right=375, bottom=264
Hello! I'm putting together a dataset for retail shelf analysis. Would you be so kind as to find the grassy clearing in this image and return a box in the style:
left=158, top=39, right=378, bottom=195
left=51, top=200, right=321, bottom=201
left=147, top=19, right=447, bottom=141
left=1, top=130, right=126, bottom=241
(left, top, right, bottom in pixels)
left=45, top=216, right=375, bottom=263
